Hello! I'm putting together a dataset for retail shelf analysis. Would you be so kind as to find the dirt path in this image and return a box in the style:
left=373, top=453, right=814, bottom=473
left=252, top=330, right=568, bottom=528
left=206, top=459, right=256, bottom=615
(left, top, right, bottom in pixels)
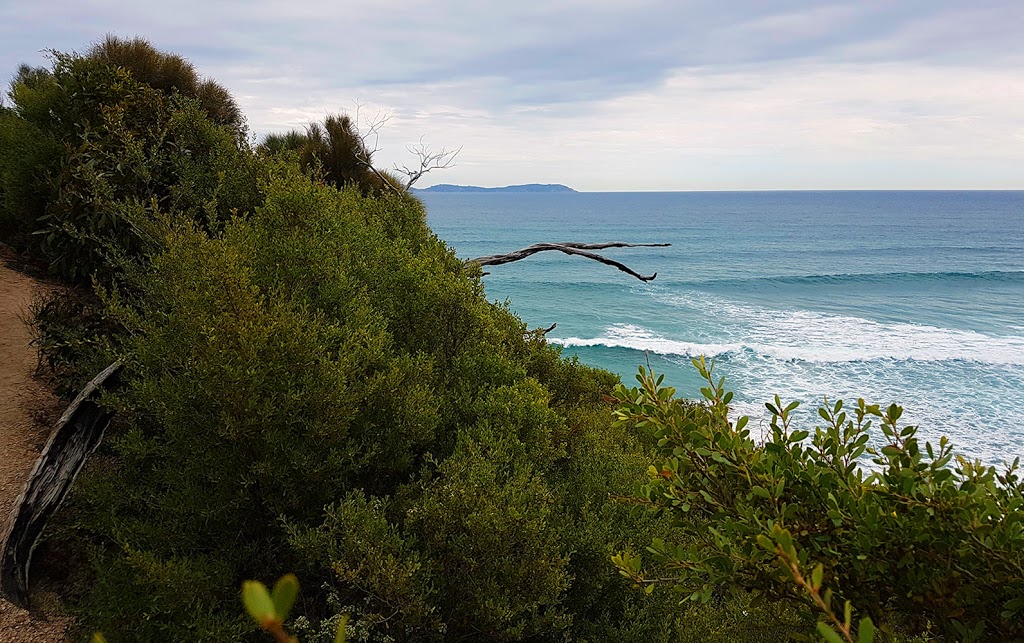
left=0, top=256, right=70, bottom=642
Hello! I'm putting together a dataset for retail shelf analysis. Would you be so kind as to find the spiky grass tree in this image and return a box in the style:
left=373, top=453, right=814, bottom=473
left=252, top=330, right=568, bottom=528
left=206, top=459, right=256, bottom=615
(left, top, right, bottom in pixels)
left=297, top=114, right=402, bottom=196
left=261, top=130, right=309, bottom=155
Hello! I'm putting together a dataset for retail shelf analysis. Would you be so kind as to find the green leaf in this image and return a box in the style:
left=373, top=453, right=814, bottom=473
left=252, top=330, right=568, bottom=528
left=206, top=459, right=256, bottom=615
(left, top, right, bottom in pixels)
left=857, top=617, right=876, bottom=643
left=816, top=622, right=846, bottom=643
left=242, top=580, right=277, bottom=626
left=91, top=635, right=108, bottom=643
left=811, top=563, right=824, bottom=590
left=271, top=573, right=299, bottom=619
left=334, top=614, right=350, bottom=643
left=774, top=527, right=794, bottom=556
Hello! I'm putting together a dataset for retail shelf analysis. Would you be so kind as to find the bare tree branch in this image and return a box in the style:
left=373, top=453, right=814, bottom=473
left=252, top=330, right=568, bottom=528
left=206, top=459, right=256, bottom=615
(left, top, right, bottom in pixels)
left=347, top=104, right=461, bottom=194
left=351, top=102, right=404, bottom=195
left=467, top=242, right=670, bottom=282
left=395, top=137, right=461, bottom=189
left=353, top=101, right=391, bottom=157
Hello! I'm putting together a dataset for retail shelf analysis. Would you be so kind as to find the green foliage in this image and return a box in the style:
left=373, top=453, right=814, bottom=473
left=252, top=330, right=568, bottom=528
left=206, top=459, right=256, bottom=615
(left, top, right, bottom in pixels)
left=262, top=130, right=309, bottom=155
left=612, top=358, right=1024, bottom=641
left=263, top=114, right=404, bottom=196
left=0, top=41, right=260, bottom=281
left=75, top=546, right=250, bottom=642
left=0, top=107, right=61, bottom=246
left=758, top=524, right=875, bottom=643
left=29, top=288, right=122, bottom=395
left=57, top=169, right=680, bottom=641
left=87, top=34, right=243, bottom=127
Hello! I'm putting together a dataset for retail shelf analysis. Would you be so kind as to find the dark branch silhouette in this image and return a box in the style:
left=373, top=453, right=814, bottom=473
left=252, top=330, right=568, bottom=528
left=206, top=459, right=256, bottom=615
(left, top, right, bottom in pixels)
left=468, top=242, right=670, bottom=282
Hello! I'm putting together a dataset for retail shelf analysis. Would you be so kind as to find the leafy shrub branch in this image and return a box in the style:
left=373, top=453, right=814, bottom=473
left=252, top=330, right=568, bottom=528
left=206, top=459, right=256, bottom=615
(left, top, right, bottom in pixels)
left=612, top=357, right=1024, bottom=641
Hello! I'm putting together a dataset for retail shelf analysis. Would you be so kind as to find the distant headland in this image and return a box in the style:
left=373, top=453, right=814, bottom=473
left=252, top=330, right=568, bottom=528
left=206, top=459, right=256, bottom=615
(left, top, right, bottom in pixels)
left=413, top=183, right=577, bottom=193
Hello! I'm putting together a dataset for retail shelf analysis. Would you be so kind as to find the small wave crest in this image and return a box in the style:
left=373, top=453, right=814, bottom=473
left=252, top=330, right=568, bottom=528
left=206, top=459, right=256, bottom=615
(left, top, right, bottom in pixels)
left=673, top=270, right=1024, bottom=291
left=551, top=319, right=1024, bottom=365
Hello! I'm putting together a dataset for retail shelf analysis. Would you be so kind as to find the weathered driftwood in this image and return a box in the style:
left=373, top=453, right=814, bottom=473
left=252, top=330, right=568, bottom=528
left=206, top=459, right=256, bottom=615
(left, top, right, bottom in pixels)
left=467, top=242, right=670, bottom=282
left=0, top=360, right=122, bottom=608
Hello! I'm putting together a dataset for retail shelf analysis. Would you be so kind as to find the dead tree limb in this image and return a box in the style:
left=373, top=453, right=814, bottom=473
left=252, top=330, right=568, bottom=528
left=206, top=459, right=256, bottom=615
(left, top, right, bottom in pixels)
left=0, top=360, right=123, bottom=607
left=395, top=138, right=461, bottom=189
left=352, top=103, right=404, bottom=196
left=351, top=104, right=459, bottom=194
left=468, top=242, right=670, bottom=282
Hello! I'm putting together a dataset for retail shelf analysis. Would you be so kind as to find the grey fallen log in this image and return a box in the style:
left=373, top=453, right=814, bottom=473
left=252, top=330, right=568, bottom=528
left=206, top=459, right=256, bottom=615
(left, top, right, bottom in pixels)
left=0, top=360, right=122, bottom=608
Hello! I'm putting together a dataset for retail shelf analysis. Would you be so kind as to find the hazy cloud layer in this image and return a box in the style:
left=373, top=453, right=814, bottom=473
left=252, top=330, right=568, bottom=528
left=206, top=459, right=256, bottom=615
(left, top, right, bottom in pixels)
left=2, top=1, right=1022, bottom=189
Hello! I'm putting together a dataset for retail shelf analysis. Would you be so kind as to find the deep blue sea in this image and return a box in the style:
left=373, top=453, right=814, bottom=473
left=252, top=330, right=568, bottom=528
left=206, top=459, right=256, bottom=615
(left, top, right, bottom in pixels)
left=423, top=191, right=1024, bottom=466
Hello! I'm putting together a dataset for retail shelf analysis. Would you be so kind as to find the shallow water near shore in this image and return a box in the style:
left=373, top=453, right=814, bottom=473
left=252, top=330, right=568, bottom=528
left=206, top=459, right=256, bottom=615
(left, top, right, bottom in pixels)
left=425, top=190, right=1024, bottom=466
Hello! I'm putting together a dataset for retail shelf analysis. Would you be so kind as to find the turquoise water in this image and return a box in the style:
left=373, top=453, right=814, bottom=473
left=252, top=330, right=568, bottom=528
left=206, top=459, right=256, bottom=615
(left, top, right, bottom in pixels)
left=424, top=191, right=1024, bottom=465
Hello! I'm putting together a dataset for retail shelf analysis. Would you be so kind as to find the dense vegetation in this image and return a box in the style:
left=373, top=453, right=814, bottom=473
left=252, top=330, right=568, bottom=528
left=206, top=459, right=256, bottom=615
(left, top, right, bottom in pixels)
left=612, top=361, right=1024, bottom=642
left=1, top=36, right=1021, bottom=643
left=0, top=37, right=750, bottom=642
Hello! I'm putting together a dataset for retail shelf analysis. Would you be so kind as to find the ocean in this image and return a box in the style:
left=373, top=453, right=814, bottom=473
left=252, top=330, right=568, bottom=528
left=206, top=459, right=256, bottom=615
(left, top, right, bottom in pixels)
left=423, top=191, right=1024, bottom=466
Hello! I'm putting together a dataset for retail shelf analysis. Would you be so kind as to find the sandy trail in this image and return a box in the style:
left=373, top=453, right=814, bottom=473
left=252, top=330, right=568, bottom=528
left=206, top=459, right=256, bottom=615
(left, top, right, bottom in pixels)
left=0, top=255, right=69, bottom=642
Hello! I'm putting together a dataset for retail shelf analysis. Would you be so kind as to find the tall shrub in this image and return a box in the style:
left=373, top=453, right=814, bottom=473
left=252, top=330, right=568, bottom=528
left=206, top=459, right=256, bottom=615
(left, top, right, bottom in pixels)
left=59, top=170, right=689, bottom=641
left=0, top=41, right=258, bottom=280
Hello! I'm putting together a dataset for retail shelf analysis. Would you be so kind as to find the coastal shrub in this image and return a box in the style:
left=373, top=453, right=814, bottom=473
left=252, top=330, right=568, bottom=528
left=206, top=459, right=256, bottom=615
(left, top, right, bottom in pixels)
left=0, top=43, right=260, bottom=281
left=262, top=114, right=404, bottom=196
left=13, top=36, right=977, bottom=643
left=28, top=287, right=123, bottom=395
left=0, top=85, right=54, bottom=251
left=612, top=358, right=1024, bottom=641
left=0, top=107, right=61, bottom=247
left=261, top=130, right=308, bottom=155
left=87, top=34, right=243, bottom=128
left=0, top=64, right=62, bottom=247
left=241, top=574, right=349, bottom=643
left=58, top=169, right=687, bottom=641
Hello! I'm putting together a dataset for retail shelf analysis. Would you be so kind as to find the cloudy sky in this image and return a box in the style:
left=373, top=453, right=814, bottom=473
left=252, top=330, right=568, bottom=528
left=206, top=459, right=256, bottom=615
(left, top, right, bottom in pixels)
left=2, top=1, right=1023, bottom=190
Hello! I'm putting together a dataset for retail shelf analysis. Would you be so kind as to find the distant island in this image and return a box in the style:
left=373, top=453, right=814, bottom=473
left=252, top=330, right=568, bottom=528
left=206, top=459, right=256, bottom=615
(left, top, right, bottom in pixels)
left=413, top=183, right=577, bottom=193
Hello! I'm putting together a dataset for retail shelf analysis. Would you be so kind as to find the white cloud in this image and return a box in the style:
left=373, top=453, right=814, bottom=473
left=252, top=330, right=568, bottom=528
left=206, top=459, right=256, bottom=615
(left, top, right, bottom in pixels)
left=238, top=59, right=1024, bottom=190
left=2, top=1, right=1023, bottom=189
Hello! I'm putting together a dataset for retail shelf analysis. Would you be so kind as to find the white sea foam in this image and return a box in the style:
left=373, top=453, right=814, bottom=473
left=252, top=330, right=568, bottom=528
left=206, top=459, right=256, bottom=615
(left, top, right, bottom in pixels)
left=549, top=290, right=1024, bottom=464
left=552, top=319, right=1024, bottom=365
left=556, top=289, right=1024, bottom=365
left=553, top=322, right=1024, bottom=464
left=553, top=324, right=743, bottom=358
